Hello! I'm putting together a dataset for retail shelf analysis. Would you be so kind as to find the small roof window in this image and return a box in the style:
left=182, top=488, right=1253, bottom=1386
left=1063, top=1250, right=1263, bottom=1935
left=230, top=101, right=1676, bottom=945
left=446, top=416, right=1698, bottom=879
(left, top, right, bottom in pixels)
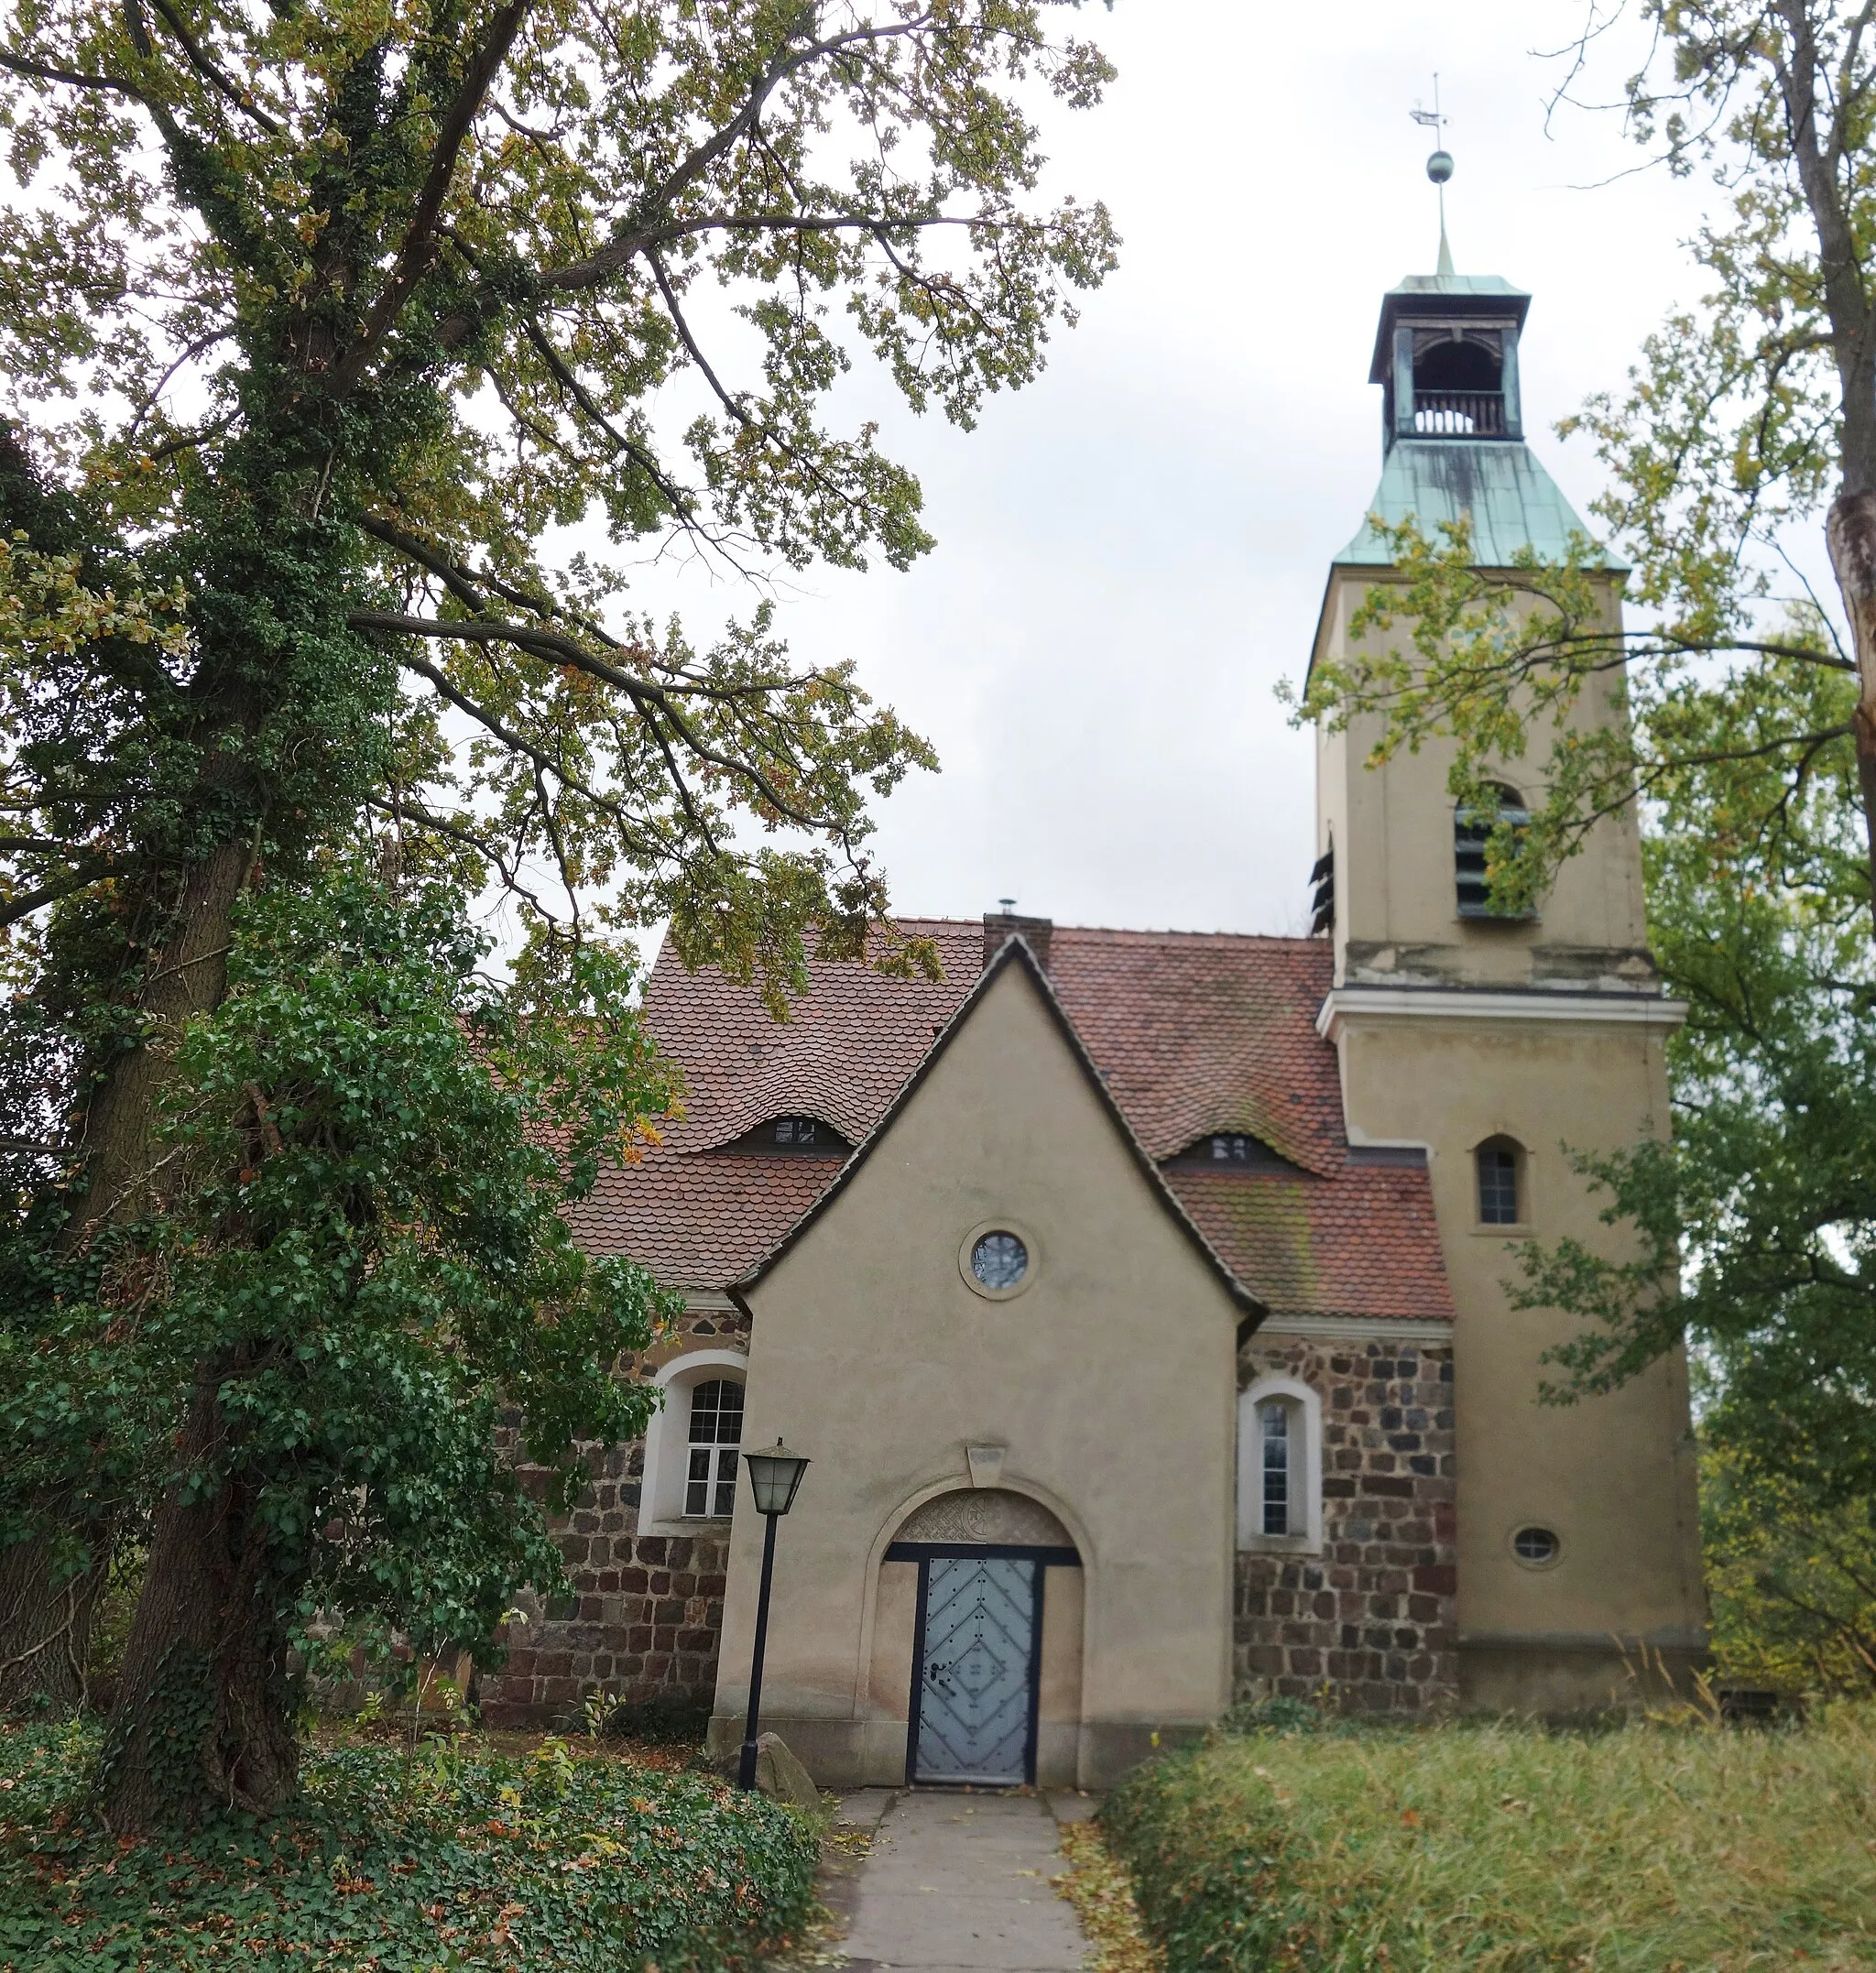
left=1166, top=1133, right=1300, bottom=1172
left=717, top=1114, right=851, bottom=1156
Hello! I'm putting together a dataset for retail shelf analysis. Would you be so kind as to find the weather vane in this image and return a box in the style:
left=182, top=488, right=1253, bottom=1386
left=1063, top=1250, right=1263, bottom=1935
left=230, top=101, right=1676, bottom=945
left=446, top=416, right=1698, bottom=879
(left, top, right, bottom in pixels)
left=1410, top=76, right=1456, bottom=276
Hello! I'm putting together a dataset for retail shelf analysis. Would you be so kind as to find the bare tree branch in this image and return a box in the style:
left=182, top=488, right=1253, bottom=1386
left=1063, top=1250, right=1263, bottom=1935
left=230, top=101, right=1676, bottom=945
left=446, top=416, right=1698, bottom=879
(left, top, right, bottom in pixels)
left=352, top=608, right=821, bottom=826
left=649, top=245, right=872, bottom=521
left=336, top=0, right=532, bottom=389
left=147, top=0, right=283, bottom=135
left=390, top=643, right=712, bottom=846
left=124, top=325, right=235, bottom=448
left=0, top=860, right=117, bottom=930
left=539, top=12, right=935, bottom=294
left=0, top=47, right=142, bottom=96
left=516, top=316, right=706, bottom=534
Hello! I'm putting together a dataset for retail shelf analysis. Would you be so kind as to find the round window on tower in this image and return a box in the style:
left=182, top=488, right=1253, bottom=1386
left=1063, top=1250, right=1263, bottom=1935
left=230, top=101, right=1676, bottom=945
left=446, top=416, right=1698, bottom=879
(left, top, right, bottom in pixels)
left=1510, top=1525, right=1563, bottom=1569
left=959, top=1222, right=1036, bottom=1301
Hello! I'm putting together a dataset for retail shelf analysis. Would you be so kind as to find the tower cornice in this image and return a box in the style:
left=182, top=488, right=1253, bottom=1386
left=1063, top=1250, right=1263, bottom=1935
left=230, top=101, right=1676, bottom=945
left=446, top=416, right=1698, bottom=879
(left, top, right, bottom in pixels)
left=1315, top=984, right=1688, bottom=1046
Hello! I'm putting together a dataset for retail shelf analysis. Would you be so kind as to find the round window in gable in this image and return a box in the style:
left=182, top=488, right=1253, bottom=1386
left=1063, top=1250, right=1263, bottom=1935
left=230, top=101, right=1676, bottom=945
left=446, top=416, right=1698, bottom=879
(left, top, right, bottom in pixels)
left=971, top=1231, right=1028, bottom=1292
left=1511, top=1525, right=1562, bottom=1568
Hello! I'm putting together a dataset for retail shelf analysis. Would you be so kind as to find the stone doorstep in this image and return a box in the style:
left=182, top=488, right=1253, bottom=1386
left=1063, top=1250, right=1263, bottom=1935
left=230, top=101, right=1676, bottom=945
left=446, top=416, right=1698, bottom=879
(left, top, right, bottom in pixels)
left=835, top=1787, right=1100, bottom=1828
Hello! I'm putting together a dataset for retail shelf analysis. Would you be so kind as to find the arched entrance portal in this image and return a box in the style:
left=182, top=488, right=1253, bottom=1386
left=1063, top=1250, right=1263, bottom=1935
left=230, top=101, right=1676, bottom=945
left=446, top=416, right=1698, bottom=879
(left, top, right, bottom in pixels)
left=879, top=1489, right=1081, bottom=1787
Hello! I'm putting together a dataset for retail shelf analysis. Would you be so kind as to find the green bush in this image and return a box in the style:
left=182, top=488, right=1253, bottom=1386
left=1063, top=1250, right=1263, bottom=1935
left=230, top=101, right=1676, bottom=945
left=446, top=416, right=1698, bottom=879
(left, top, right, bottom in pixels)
left=0, top=1720, right=816, bottom=1971
left=1102, top=1706, right=1876, bottom=1970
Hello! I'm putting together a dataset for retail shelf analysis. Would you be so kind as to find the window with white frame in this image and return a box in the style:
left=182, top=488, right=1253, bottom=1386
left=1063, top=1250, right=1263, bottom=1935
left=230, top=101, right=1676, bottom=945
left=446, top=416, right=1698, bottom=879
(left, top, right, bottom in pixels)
left=638, top=1349, right=748, bottom=1534
left=684, top=1378, right=743, bottom=1518
left=1259, top=1401, right=1292, bottom=1535
left=1237, top=1377, right=1322, bottom=1551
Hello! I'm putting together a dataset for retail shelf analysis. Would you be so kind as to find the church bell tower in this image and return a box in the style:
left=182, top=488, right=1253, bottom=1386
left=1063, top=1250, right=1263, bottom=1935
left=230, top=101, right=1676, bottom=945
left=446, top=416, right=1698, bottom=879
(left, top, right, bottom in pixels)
left=1307, top=204, right=1708, bottom=1709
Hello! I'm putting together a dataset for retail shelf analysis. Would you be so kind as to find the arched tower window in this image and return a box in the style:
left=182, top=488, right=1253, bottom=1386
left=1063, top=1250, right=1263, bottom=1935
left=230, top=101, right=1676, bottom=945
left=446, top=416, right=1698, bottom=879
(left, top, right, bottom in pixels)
left=1412, top=329, right=1505, bottom=435
left=1455, top=783, right=1534, bottom=920
left=1476, top=1137, right=1525, bottom=1226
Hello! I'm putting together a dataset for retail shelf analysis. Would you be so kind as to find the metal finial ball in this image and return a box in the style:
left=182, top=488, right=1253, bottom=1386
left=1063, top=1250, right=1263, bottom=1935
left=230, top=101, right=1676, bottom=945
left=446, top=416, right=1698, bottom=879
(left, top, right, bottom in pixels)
left=1426, top=148, right=1455, bottom=185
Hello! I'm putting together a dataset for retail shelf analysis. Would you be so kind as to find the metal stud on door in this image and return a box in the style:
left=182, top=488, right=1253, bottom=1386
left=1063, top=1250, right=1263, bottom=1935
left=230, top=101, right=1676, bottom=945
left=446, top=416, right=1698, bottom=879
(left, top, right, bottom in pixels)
left=914, top=1556, right=1036, bottom=1784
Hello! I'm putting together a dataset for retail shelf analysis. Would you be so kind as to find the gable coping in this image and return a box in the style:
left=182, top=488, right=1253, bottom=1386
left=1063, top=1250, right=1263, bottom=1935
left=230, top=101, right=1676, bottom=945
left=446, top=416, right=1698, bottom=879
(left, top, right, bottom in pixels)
left=728, top=934, right=1267, bottom=1321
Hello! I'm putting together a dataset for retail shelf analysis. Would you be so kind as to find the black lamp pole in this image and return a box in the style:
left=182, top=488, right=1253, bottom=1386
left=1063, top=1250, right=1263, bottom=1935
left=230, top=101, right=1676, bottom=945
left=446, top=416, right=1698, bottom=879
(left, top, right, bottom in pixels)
left=737, top=1508, right=780, bottom=1789
left=736, top=1438, right=809, bottom=1791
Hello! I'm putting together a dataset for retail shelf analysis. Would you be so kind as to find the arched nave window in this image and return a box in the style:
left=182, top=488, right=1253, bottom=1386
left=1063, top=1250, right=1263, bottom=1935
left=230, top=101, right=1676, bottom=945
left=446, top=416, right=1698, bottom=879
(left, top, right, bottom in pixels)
left=638, top=1349, right=748, bottom=1534
left=1237, top=1376, right=1323, bottom=1553
left=683, top=1378, right=744, bottom=1517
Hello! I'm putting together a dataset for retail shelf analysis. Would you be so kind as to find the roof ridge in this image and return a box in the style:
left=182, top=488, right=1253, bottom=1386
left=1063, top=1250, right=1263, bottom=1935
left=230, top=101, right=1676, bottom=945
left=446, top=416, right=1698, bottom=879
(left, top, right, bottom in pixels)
left=647, top=916, right=1330, bottom=954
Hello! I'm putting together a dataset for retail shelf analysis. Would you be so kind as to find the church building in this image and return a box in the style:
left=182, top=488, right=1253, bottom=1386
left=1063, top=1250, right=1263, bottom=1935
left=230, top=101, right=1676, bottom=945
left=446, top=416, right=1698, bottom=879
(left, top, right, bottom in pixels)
left=477, top=253, right=1708, bottom=1791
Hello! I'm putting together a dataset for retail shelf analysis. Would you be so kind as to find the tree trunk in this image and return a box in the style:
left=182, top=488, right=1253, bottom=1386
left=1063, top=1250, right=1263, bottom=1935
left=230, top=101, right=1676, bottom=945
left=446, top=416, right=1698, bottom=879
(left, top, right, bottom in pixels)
left=0, top=838, right=259, bottom=1718
left=1825, top=489, right=1876, bottom=933
left=60, top=835, right=256, bottom=1244
left=0, top=1534, right=106, bottom=1715
left=87, top=854, right=303, bottom=1828
left=96, top=1369, right=298, bottom=1832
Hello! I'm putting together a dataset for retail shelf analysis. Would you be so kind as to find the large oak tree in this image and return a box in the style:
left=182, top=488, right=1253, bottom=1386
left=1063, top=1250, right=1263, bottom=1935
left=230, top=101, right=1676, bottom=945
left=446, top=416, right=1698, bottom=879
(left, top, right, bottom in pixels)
left=0, top=0, right=1114, bottom=1826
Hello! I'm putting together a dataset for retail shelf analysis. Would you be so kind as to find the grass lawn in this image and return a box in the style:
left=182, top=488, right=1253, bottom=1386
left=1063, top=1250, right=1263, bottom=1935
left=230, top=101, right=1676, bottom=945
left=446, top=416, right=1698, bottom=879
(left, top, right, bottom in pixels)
left=1101, top=1702, right=1876, bottom=1970
left=0, top=1717, right=817, bottom=1972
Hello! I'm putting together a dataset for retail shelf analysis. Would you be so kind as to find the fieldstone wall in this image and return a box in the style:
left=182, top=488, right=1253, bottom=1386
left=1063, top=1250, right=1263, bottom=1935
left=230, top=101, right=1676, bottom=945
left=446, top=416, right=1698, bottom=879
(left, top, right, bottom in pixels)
left=476, top=1303, right=747, bottom=1725
left=1234, top=1332, right=1457, bottom=1714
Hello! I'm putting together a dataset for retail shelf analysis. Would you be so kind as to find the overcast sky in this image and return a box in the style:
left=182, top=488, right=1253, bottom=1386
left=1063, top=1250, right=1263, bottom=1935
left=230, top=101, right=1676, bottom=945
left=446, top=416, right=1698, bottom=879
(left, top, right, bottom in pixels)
left=623, top=1, right=1715, bottom=946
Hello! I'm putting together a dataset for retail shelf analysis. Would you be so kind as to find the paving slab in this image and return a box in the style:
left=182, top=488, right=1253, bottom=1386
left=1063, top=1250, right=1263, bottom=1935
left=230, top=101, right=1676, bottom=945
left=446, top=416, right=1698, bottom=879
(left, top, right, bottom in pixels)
left=837, top=1791, right=1085, bottom=1972
left=836, top=1788, right=898, bottom=1829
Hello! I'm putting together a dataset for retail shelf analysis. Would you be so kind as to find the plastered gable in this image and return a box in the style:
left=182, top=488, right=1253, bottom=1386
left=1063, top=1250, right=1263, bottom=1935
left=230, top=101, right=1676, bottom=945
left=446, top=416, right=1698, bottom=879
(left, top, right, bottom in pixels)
left=713, top=949, right=1244, bottom=1767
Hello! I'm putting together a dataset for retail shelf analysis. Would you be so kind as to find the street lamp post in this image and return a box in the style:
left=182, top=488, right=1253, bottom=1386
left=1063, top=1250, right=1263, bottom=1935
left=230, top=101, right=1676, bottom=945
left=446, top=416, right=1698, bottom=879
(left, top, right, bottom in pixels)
left=736, top=1437, right=811, bottom=1791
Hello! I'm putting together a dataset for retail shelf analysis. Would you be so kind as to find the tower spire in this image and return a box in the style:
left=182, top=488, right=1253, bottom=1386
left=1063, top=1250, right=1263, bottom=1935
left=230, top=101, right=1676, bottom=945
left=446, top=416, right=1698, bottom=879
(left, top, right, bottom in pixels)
left=1411, top=78, right=1455, bottom=276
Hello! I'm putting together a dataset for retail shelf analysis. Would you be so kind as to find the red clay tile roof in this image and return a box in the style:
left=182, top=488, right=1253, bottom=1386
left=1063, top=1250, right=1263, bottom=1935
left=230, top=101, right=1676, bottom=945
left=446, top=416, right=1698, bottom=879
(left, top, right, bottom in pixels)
left=1046, top=929, right=1346, bottom=1175
left=646, top=918, right=980, bottom=1154
left=569, top=920, right=1454, bottom=1325
left=1166, top=1167, right=1454, bottom=1324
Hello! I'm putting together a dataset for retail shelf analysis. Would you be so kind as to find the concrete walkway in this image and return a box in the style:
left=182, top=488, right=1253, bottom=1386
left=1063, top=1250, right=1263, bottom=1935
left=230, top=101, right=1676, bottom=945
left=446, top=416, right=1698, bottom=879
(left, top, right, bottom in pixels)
left=833, top=1790, right=1090, bottom=1973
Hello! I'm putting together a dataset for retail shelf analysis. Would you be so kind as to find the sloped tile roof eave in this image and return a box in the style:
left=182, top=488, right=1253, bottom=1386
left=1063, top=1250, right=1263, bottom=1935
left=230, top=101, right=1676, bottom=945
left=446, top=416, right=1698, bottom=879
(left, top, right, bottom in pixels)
left=585, top=917, right=1458, bottom=1327
left=729, top=934, right=1265, bottom=1320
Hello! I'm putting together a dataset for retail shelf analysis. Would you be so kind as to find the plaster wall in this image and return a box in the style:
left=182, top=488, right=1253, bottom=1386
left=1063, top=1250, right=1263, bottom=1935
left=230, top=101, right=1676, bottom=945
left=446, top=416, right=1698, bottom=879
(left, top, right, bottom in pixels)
left=868, top=1560, right=919, bottom=1717
left=1315, top=718, right=1351, bottom=976
left=709, top=957, right=1241, bottom=1787
left=1311, top=557, right=1706, bottom=1710
left=1314, top=569, right=1655, bottom=994
left=1329, top=1008, right=1707, bottom=1706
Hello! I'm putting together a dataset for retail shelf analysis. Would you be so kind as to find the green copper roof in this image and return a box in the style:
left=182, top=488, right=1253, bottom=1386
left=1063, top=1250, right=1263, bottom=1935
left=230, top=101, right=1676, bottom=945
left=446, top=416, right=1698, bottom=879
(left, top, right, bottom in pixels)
left=1390, top=272, right=1528, bottom=300
left=1368, top=273, right=1531, bottom=382
left=1334, top=437, right=1628, bottom=572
